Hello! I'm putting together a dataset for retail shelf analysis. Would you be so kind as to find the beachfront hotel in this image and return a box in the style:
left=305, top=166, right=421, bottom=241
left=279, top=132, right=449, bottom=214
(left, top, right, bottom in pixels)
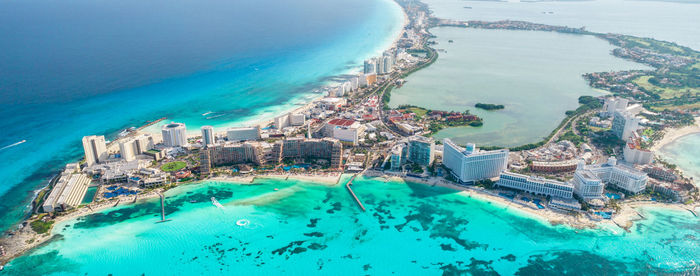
left=573, top=157, right=648, bottom=200
left=118, top=134, right=156, bottom=162
left=443, top=138, right=509, bottom=183
left=161, top=122, right=187, bottom=147
left=82, top=135, right=108, bottom=167
left=203, top=141, right=266, bottom=167
left=42, top=164, right=91, bottom=212
left=201, top=125, right=215, bottom=147
left=119, top=140, right=136, bottom=162
left=497, top=171, right=574, bottom=199
left=612, top=110, right=641, bottom=142
left=273, top=137, right=344, bottom=169
left=407, top=136, right=435, bottom=166
left=389, top=143, right=406, bottom=171
left=226, top=126, right=261, bottom=142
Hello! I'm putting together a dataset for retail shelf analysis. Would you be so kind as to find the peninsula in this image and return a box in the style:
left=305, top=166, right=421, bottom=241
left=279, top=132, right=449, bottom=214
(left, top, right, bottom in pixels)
left=1, top=0, right=699, bottom=269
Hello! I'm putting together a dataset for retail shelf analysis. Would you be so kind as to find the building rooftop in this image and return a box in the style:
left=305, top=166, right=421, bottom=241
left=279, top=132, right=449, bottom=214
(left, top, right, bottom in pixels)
left=328, top=118, right=356, bottom=127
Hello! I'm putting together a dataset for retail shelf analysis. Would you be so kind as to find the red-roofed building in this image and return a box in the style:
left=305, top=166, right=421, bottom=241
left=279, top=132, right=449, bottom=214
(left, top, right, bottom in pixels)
left=323, top=118, right=365, bottom=146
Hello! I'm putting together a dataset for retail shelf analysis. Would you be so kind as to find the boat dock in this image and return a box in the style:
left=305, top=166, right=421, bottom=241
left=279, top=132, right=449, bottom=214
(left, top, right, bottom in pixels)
left=345, top=174, right=365, bottom=212
left=156, top=192, right=171, bottom=223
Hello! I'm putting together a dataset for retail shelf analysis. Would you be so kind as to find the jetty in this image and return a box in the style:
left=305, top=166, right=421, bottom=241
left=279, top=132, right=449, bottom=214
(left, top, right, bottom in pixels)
left=345, top=174, right=366, bottom=212
left=156, top=193, right=171, bottom=223
left=106, top=117, right=166, bottom=148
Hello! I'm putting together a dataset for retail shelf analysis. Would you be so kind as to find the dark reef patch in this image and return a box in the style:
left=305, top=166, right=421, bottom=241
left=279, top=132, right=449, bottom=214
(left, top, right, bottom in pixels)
left=304, top=232, right=324, bottom=237
left=307, top=218, right=320, bottom=228
left=515, top=251, right=629, bottom=275
left=500, top=254, right=517, bottom=262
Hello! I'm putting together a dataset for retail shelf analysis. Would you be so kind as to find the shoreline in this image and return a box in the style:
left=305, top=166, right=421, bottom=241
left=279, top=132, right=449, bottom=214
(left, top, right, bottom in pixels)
left=371, top=173, right=699, bottom=232
left=0, top=172, right=345, bottom=265
left=651, top=117, right=700, bottom=152
left=141, top=0, right=409, bottom=136
left=1, top=0, right=410, bottom=266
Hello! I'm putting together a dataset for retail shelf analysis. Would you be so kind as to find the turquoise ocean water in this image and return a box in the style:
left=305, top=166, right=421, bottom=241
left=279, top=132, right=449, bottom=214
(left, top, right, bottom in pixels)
left=4, top=177, right=698, bottom=274
left=0, top=0, right=404, bottom=232
left=659, top=134, right=700, bottom=185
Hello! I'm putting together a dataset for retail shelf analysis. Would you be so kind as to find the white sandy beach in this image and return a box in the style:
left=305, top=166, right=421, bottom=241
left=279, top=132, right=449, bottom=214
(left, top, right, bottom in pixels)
left=651, top=117, right=700, bottom=151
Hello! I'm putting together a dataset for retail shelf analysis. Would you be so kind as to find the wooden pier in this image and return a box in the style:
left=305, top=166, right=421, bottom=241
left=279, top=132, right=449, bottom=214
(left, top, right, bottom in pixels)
left=345, top=174, right=366, bottom=212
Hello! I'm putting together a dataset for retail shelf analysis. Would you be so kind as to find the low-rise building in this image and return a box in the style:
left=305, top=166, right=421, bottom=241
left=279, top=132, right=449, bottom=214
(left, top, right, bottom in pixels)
left=497, top=171, right=574, bottom=199
left=549, top=197, right=582, bottom=211
left=43, top=171, right=91, bottom=213
left=530, top=159, right=579, bottom=173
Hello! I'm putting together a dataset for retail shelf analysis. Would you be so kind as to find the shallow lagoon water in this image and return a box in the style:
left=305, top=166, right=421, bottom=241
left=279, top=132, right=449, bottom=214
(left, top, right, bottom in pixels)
left=5, top=177, right=698, bottom=275
left=423, top=0, right=700, bottom=50
left=390, top=28, right=649, bottom=146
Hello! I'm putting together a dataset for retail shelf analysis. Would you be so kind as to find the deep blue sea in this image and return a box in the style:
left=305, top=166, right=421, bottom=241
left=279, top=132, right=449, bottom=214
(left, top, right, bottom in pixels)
left=0, top=0, right=404, bottom=231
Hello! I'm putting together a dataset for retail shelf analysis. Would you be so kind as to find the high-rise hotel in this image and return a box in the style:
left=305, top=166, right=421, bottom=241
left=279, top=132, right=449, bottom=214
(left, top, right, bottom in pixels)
left=82, top=135, right=107, bottom=167
left=201, top=125, right=215, bottom=147
left=161, top=122, right=187, bottom=147
left=443, top=139, right=509, bottom=183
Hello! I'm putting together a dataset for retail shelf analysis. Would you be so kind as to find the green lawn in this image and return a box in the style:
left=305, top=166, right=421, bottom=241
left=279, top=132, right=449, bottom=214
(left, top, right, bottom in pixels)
left=633, top=75, right=699, bottom=99
left=407, top=107, right=428, bottom=117
left=161, top=161, right=187, bottom=172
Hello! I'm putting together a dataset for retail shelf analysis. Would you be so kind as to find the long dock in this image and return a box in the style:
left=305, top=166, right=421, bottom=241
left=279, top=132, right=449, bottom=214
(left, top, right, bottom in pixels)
left=156, top=192, right=171, bottom=223
left=345, top=174, right=366, bottom=212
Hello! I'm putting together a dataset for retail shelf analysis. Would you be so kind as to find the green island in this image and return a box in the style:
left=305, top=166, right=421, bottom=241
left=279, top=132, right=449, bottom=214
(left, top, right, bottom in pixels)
left=474, top=103, right=505, bottom=110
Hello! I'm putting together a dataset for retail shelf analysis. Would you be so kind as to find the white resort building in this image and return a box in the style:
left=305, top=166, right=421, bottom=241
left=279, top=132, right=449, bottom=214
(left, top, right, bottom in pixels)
left=161, top=122, right=188, bottom=147
left=497, top=172, right=574, bottom=199
left=573, top=157, right=648, bottom=200
left=42, top=164, right=91, bottom=212
left=443, top=139, right=508, bottom=183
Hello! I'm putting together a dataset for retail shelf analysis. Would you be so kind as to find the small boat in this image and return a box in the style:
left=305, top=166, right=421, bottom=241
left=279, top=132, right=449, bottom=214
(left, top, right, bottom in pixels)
left=236, top=219, right=250, bottom=226
left=274, top=188, right=279, bottom=191
left=189, top=200, right=197, bottom=203
left=0, top=139, right=27, bottom=151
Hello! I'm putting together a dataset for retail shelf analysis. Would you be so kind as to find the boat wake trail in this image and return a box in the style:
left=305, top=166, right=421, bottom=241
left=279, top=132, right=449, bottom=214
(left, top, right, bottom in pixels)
left=0, top=140, right=26, bottom=151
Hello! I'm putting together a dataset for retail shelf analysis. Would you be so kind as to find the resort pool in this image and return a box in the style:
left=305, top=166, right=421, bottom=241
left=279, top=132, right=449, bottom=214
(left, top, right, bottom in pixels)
left=605, top=193, right=621, bottom=200
left=595, top=211, right=613, bottom=219
left=81, top=186, right=98, bottom=204
left=103, top=187, right=138, bottom=198
left=283, top=164, right=311, bottom=171
left=532, top=199, right=545, bottom=209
